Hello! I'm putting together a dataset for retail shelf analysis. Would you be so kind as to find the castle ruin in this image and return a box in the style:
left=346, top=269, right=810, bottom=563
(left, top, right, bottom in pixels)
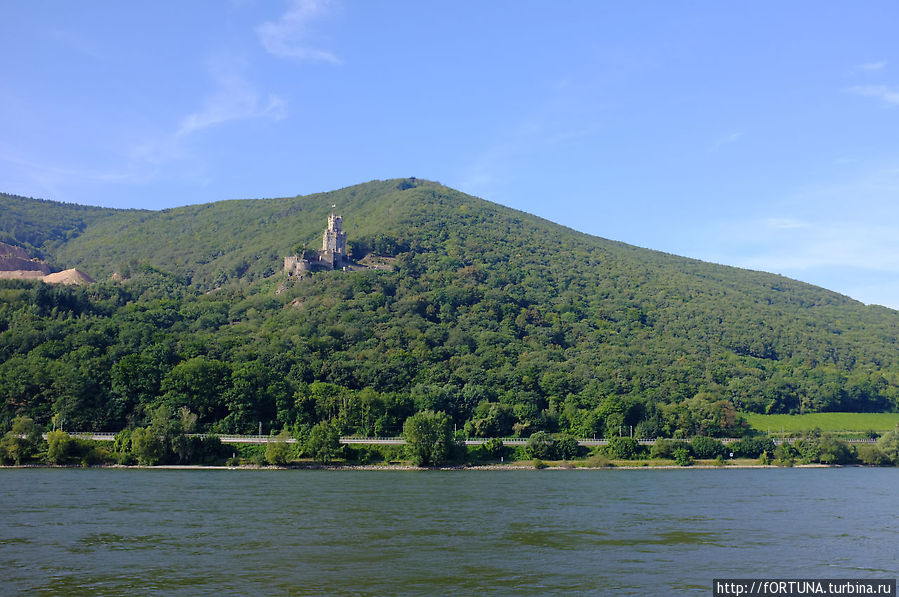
left=284, top=212, right=349, bottom=276
left=320, top=213, right=348, bottom=269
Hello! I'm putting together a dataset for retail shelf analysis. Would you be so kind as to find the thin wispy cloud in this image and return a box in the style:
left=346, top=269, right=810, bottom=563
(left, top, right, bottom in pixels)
left=128, top=60, right=288, bottom=184
left=177, top=70, right=286, bottom=137
left=858, top=60, right=887, bottom=72
left=706, top=163, right=899, bottom=305
left=257, top=0, right=341, bottom=64
left=847, top=85, right=899, bottom=106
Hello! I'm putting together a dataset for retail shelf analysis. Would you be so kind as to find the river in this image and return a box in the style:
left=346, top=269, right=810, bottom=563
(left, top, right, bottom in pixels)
left=1, top=467, right=896, bottom=595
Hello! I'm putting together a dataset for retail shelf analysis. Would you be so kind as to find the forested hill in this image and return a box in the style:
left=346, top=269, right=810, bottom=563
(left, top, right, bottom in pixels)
left=1, top=178, right=898, bottom=437
left=0, top=192, right=134, bottom=263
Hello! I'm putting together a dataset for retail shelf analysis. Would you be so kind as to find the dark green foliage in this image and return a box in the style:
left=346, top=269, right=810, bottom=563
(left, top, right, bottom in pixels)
left=345, top=443, right=404, bottom=464
left=729, top=436, right=776, bottom=459
left=790, top=430, right=856, bottom=464
left=403, top=410, right=452, bottom=466
left=690, top=436, right=726, bottom=459
left=3, top=180, right=899, bottom=440
left=481, top=437, right=505, bottom=459
left=606, top=437, right=641, bottom=460
left=525, top=431, right=556, bottom=459
left=774, top=441, right=799, bottom=465
left=555, top=435, right=581, bottom=460
left=0, top=192, right=126, bottom=261
left=307, top=421, right=341, bottom=464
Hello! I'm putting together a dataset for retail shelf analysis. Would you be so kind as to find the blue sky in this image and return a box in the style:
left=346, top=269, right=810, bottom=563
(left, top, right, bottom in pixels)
left=2, top=2, right=899, bottom=307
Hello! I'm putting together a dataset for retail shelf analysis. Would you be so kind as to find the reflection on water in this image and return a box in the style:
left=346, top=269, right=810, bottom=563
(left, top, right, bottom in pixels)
left=1, top=468, right=898, bottom=595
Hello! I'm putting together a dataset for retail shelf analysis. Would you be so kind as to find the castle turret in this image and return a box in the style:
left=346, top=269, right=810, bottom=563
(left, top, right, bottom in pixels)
left=322, top=214, right=346, bottom=255
left=320, top=213, right=348, bottom=268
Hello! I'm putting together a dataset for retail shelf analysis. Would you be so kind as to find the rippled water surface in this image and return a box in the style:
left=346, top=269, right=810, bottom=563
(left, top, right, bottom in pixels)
left=1, top=467, right=897, bottom=595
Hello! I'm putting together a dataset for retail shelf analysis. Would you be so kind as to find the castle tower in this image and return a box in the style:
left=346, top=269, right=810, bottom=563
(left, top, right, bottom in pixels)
left=322, top=213, right=346, bottom=255
left=321, top=213, right=348, bottom=268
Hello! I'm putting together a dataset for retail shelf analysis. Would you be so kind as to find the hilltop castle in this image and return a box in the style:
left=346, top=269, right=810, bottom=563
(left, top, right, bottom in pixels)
left=284, top=212, right=349, bottom=276
left=320, top=213, right=348, bottom=268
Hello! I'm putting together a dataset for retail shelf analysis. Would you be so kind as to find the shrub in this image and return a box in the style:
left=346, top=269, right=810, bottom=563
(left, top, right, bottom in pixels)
left=877, top=428, right=899, bottom=464
left=606, top=437, right=640, bottom=460
left=584, top=452, right=613, bottom=468
left=346, top=445, right=386, bottom=464
left=730, top=436, right=775, bottom=458
left=555, top=435, right=580, bottom=460
left=0, top=416, right=43, bottom=465
left=691, top=436, right=725, bottom=459
left=673, top=447, right=693, bottom=466
left=795, top=433, right=855, bottom=465
left=130, top=427, right=165, bottom=466
left=482, top=437, right=505, bottom=459
left=816, top=436, right=855, bottom=465
left=46, top=430, right=75, bottom=464
left=265, top=430, right=292, bottom=465
left=650, top=439, right=682, bottom=459
left=775, top=442, right=799, bottom=465
left=307, top=421, right=341, bottom=464
left=526, top=431, right=556, bottom=460
left=857, top=444, right=890, bottom=466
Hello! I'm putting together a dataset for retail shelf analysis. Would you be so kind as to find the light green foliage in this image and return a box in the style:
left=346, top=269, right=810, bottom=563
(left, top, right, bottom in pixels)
left=650, top=439, right=682, bottom=459
left=265, top=430, right=292, bottom=465
left=743, top=412, right=899, bottom=434
left=673, top=447, right=693, bottom=466
left=584, top=452, right=613, bottom=467
left=876, top=428, right=899, bottom=464
left=46, top=430, right=74, bottom=464
left=0, top=416, right=43, bottom=465
left=856, top=444, right=890, bottom=466
left=403, top=410, right=452, bottom=466
left=481, top=437, right=505, bottom=459
left=130, top=427, right=165, bottom=466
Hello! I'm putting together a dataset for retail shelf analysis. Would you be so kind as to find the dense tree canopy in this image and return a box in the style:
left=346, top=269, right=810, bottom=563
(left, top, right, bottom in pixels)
left=2, top=179, right=899, bottom=439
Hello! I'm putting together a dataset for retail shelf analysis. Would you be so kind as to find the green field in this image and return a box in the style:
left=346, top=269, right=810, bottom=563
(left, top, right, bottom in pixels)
left=742, top=412, right=899, bottom=435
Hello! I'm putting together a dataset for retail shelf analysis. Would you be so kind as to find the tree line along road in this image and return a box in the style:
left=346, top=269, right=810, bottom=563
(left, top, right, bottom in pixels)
left=47, top=433, right=878, bottom=446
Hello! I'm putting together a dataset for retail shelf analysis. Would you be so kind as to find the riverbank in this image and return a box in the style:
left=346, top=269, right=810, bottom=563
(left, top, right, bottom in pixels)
left=0, top=461, right=858, bottom=471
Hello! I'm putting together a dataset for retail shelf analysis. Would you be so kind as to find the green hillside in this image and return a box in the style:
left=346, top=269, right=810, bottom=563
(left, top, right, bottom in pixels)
left=0, top=192, right=134, bottom=263
left=1, top=179, right=898, bottom=437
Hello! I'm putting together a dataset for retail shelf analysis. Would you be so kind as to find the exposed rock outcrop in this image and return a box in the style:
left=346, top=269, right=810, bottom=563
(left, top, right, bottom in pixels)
left=0, top=242, right=93, bottom=285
